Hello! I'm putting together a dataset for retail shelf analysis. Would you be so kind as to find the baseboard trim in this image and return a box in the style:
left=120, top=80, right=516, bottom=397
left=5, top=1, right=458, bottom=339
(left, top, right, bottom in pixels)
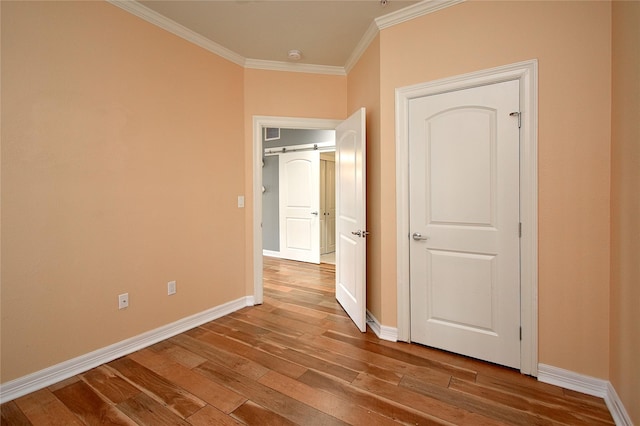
left=538, top=363, right=633, bottom=426
left=366, top=310, right=398, bottom=342
left=605, top=381, right=634, bottom=426
left=262, top=250, right=283, bottom=259
left=0, top=296, right=253, bottom=404
left=538, top=363, right=608, bottom=397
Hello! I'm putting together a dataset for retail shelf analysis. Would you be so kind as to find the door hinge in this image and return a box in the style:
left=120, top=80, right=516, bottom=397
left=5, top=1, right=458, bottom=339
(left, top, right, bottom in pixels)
left=519, top=326, right=522, bottom=341
left=510, top=111, right=521, bottom=128
left=519, top=222, right=522, bottom=238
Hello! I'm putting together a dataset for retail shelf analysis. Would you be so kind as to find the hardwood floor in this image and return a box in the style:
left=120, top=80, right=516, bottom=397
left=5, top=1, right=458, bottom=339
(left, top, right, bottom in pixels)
left=1, top=257, right=613, bottom=425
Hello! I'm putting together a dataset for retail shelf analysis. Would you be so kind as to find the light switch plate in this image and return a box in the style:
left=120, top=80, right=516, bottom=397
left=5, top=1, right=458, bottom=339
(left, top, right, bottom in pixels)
left=238, top=195, right=245, bottom=208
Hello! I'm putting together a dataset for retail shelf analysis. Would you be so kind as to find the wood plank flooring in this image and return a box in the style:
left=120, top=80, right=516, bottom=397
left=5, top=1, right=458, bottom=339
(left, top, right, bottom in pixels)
left=1, top=257, right=614, bottom=425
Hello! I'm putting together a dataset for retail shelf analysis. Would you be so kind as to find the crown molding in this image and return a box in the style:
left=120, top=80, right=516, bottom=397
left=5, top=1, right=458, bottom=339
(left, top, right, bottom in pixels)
left=108, top=0, right=464, bottom=76
left=376, top=0, right=465, bottom=30
left=107, top=0, right=245, bottom=67
left=344, top=21, right=380, bottom=74
left=244, top=59, right=346, bottom=76
left=345, top=0, right=464, bottom=74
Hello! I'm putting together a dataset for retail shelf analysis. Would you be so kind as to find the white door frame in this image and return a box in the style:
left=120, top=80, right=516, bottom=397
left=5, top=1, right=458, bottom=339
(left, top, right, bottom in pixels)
left=253, top=116, right=341, bottom=305
left=395, top=60, right=538, bottom=376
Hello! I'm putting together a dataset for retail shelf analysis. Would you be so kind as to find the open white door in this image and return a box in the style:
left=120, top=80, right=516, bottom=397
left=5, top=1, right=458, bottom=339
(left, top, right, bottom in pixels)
left=335, top=108, right=367, bottom=332
left=279, top=151, right=320, bottom=264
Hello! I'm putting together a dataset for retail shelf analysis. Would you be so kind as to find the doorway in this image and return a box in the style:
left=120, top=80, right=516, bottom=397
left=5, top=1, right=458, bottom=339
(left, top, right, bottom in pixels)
left=395, top=60, right=539, bottom=375
left=261, top=128, right=336, bottom=264
left=252, top=117, right=341, bottom=306
left=253, top=111, right=367, bottom=332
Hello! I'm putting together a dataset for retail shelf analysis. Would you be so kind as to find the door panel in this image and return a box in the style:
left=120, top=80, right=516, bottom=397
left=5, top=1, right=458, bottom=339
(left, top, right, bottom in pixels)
left=279, top=151, right=320, bottom=264
left=336, top=108, right=366, bottom=332
left=409, top=80, right=520, bottom=368
left=428, top=108, right=495, bottom=225
left=428, top=250, right=496, bottom=331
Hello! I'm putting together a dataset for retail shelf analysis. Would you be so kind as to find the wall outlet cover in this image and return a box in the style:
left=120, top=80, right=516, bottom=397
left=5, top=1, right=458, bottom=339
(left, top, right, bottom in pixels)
left=118, top=293, right=129, bottom=309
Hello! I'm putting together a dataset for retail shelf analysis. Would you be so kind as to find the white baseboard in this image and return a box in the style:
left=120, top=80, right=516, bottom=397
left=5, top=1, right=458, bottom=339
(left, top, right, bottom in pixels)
left=262, top=250, right=283, bottom=258
left=538, top=363, right=633, bottom=426
left=366, top=310, right=398, bottom=342
left=538, top=363, right=609, bottom=397
left=605, top=381, right=635, bottom=426
left=0, top=296, right=254, bottom=404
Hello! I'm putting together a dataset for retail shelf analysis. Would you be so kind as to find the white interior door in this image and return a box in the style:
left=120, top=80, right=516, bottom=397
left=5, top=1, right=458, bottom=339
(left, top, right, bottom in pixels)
left=335, top=108, right=367, bottom=332
left=279, top=151, right=320, bottom=264
left=409, top=80, right=521, bottom=368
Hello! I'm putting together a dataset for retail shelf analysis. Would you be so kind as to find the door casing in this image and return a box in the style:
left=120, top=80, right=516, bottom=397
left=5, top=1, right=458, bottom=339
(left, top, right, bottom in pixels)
left=395, top=60, right=538, bottom=376
left=253, top=116, right=341, bottom=305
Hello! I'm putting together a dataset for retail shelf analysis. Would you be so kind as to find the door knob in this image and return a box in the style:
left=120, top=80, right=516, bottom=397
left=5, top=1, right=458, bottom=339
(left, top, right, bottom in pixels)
left=311, top=211, right=319, bottom=216
left=412, top=232, right=429, bottom=241
left=351, top=230, right=362, bottom=237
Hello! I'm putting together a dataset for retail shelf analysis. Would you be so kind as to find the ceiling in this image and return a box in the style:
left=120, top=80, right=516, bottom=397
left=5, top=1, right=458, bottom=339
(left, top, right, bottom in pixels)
left=135, top=0, right=421, bottom=68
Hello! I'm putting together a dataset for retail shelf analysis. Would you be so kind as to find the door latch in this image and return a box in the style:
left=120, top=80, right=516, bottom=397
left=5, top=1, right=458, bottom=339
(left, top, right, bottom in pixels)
left=509, top=111, right=521, bottom=128
left=351, top=230, right=370, bottom=238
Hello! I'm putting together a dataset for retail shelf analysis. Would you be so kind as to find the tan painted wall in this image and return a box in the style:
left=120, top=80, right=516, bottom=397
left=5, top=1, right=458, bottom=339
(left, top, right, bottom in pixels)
left=610, top=1, right=640, bottom=422
left=347, top=36, right=382, bottom=321
left=378, top=1, right=612, bottom=378
left=1, top=1, right=245, bottom=381
left=242, top=69, right=347, bottom=295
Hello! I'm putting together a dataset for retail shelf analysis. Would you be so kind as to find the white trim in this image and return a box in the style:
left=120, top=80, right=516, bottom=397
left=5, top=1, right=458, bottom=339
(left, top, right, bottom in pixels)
left=375, top=0, right=465, bottom=30
left=253, top=116, right=342, bottom=306
left=395, top=59, right=538, bottom=375
left=366, top=311, right=398, bottom=342
left=106, top=0, right=245, bottom=67
left=262, top=250, right=284, bottom=259
left=605, top=381, right=634, bottom=426
left=538, top=364, right=633, bottom=426
left=345, top=0, right=466, bottom=74
left=538, top=364, right=608, bottom=397
left=344, top=21, right=379, bottom=74
left=0, top=296, right=253, bottom=404
left=109, top=0, right=464, bottom=76
left=244, top=59, right=346, bottom=76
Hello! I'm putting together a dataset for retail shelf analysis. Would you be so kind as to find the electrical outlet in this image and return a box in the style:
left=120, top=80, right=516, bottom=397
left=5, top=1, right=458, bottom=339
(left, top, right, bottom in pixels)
left=118, top=293, right=129, bottom=309
left=168, top=280, right=177, bottom=295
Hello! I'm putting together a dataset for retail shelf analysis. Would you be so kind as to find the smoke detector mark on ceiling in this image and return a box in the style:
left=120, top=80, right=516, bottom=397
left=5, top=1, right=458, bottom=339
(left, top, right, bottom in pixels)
left=288, top=50, right=302, bottom=61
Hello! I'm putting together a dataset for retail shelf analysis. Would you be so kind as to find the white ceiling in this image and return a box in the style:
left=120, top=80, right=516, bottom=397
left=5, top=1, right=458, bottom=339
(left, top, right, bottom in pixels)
left=135, top=0, right=421, bottom=68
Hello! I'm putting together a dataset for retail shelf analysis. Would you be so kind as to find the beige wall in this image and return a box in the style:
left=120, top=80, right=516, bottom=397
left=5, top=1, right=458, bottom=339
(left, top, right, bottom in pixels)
left=347, top=36, right=382, bottom=320
left=377, top=1, right=612, bottom=378
left=1, top=1, right=246, bottom=381
left=242, top=69, right=347, bottom=295
left=610, top=1, right=640, bottom=423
